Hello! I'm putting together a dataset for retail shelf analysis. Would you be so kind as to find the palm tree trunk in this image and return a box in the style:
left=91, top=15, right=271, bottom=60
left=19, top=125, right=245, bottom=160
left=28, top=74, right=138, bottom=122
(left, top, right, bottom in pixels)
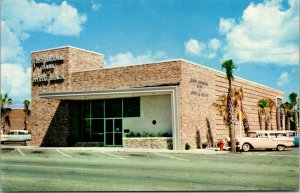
left=258, top=110, right=263, bottom=130
left=240, top=102, right=250, bottom=136
left=295, top=111, right=299, bottom=132
left=24, top=113, right=28, bottom=130
left=286, top=112, right=290, bottom=130
left=228, top=81, right=236, bottom=153
left=276, top=107, right=280, bottom=130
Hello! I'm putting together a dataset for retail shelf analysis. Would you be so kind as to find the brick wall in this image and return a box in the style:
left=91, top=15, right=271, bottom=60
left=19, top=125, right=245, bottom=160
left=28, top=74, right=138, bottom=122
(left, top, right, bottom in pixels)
left=70, top=61, right=182, bottom=91
left=2, top=109, right=25, bottom=132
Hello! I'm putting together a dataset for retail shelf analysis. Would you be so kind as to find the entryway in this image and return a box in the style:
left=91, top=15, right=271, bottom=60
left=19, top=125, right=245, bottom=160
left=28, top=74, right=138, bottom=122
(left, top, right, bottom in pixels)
left=105, top=118, right=123, bottom=146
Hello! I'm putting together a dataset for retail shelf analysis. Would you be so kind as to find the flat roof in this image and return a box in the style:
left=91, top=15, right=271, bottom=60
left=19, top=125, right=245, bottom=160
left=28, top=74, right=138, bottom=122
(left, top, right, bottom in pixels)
left=31, top=46, right=104, bottom=56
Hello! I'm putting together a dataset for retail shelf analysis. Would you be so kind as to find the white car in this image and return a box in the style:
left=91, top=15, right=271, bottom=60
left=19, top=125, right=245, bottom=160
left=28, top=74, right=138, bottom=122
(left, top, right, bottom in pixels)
left=0, top=130, right=9, bottom=143
left=1, top=130, right=31, bottom=143
left=237, top=131, right=294, bottom=152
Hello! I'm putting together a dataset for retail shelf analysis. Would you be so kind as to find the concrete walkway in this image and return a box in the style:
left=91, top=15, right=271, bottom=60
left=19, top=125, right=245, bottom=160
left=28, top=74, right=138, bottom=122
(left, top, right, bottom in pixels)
left=0, top=145, right=230, bottom=154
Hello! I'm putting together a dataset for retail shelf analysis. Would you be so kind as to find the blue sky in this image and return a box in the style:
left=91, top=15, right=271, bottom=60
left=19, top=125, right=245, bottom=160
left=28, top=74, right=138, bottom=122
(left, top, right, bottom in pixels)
left=1, top=0, right=299, bottom=107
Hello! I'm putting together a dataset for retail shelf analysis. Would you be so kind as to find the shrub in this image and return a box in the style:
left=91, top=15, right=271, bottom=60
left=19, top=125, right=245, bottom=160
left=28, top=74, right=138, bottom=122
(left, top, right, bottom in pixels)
left=202, top=142, right=208, bottom=148
left=124, top=131, right=172, bottom=137
left=185, top=143, right=190, bottom=150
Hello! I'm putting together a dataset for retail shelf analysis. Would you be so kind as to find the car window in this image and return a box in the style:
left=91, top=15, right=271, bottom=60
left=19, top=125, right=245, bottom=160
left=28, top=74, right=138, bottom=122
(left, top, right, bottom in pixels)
left=288, top=132, right=295, bottom=137
left=258, top=133, right=268, bottom=138
left=10, top=131, right=18, bottom=135
left=269, top=133, right=276, bottom=138
left=275, top=133, right=286, bottom=137
left=19, top=132, right=26, bottom=135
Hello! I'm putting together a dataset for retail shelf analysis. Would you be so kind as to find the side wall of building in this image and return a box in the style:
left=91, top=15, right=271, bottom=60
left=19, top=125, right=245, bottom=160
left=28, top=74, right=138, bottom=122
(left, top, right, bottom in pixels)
left=179, top=61, right=285, bottom=149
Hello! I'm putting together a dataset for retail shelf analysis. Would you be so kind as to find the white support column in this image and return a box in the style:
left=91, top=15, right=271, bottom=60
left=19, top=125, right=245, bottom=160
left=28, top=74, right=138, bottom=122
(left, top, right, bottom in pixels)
left=171, top=87, right=180, bottom=150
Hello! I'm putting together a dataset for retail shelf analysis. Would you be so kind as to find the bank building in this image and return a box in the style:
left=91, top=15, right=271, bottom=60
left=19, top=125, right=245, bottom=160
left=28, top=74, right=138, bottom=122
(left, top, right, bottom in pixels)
left=29, top=46, right=284, bottom=150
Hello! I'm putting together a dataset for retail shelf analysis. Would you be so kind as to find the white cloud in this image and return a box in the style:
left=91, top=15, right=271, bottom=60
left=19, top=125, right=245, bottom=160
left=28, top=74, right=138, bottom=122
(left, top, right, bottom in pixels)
left=92, top=1, right=102, bottom=11
left=1, top=0, right=86, bottom=106
left=1, top=20, right=25, bottom=64
left=106, top=51, right=167, bottom=67
left=184, top=38, right=221, bottom=59
left=220, top=0, right=299, bottom=65
left=207, top=38, right=221, bottom=59
left=277, top=72, right=291, bottom=86
left=219, top=18, right=236, bottom=34
left=2, top=0, right=87, bottom=37
left=184, top=39, right=205, bottom=56
left=1, top=64, right=31, bottom=103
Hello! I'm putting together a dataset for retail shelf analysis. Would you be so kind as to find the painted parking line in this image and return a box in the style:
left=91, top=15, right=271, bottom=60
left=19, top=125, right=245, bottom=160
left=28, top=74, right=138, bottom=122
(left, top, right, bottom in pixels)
left=101, top=151, right=126, bottom=160
left=258, top=153, right=298, bottom=158
left=56, top=149, right=72, bottom=158
left=155, top=153, right=189, bottom=161
left=17, top=148, right=25, bottom=157
left=1, top=163, right=113, bottom=172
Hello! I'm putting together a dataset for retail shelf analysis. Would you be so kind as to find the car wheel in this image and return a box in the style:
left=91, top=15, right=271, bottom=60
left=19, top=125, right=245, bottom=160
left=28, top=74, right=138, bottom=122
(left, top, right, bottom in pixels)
left=277, top=145, right=285, bottom=151
left=242, top=143, right=251, bottom=152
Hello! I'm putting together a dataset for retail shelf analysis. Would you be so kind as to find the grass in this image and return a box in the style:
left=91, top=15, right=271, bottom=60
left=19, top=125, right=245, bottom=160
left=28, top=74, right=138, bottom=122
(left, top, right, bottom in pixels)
left=1, top=147, right=299, bottom=191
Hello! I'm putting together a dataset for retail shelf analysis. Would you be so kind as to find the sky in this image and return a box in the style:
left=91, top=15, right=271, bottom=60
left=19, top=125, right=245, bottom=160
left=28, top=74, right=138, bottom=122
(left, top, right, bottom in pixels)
left=1, top=0, right=299, bottom=107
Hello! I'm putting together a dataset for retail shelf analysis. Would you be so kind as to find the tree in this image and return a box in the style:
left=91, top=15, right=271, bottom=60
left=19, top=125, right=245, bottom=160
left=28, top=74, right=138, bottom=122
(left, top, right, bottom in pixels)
left=257, top=98, right=276, bottom=130
left=1, top=94, right=13, bottom=133
left=233, top=86, right=250, bottom=135
left=266, top=98, right=276, bottom=130
left=288, top=92, right=298, bottom=131
left=279, top=93, right=298, bottom=131
left=23, top=99, right=31, bottom=130
left=213, top=87, right=250, bottom=136
left=280, top=102, right=292, bottom=130
left=258, top=98, right=269, bottom=130
left=221, top=59, right=237, bottom=153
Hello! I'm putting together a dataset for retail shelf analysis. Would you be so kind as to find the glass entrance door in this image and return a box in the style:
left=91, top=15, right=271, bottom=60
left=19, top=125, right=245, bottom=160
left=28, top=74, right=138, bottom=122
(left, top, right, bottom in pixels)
left=105, top=119, right=123, bottom=146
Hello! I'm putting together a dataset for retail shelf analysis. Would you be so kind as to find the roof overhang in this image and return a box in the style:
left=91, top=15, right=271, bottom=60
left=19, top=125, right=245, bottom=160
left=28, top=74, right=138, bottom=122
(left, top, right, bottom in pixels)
left=39, top=86, right=179, bottom=100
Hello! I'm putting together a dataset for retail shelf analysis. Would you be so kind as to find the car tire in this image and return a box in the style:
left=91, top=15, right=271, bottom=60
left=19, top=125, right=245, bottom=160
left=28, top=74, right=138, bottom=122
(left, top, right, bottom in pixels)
left=277, top=145, right=285, bottom=151
left=242, top=143, right=251, bottom=152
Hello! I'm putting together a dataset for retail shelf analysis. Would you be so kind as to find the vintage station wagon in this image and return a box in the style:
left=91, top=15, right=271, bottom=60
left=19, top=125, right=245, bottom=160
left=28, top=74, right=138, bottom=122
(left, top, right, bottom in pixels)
left=1, top=130, right=31, bottom=143
left=237, top=131, right=294, bottom=152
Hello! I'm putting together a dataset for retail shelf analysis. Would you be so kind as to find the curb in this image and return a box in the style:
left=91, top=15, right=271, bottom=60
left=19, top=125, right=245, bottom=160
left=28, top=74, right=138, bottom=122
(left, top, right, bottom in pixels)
left=0, top=145, right=230, bottom=154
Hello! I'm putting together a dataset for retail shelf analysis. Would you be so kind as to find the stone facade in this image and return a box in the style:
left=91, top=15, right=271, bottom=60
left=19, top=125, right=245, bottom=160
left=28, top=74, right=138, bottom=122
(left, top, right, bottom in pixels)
left=29, top=46, right=284, bottom=149
left=123, top=137, right=173, bottom=149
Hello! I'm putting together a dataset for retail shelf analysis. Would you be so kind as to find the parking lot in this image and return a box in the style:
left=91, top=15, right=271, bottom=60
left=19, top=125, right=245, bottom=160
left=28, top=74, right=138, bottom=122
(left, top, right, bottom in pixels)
left=1, top=146, right=299, bottom=191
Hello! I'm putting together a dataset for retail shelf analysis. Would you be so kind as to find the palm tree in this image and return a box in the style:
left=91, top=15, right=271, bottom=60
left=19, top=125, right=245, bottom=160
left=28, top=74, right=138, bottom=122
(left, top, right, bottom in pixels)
left=213, top=87, right=251, bottom=136
left=1, top=94, right=13, bottom=133
left=280, top=102, right=292, bottom=130
left=213, top=95, right=228, bottom=124
left=221, top=59, right=237, bottom=153
left=288, top=92, right=298, bottom=131
left=258, top=98, right=269, bottom=130
left=233, top=86, right=250, bottom=135
left=23, top=99, right=31, bottom=130
left=266, top=98, right=276, bottom=130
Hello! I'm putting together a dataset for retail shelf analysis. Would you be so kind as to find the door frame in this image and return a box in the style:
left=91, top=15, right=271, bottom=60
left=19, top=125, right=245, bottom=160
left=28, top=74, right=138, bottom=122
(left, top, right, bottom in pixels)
left=104, top=118, right=123, bottom=147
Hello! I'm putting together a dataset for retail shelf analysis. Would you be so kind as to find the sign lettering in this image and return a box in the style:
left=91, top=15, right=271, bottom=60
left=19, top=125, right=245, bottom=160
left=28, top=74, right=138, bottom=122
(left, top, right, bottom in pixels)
left=190, top=78, right=209, bottom=97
